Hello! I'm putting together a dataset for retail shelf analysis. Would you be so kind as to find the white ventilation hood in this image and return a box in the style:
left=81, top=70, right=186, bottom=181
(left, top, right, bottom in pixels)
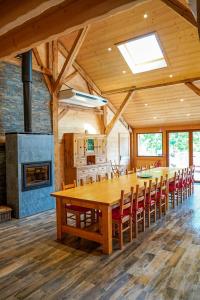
left=58, top=89, right=108, bottom=108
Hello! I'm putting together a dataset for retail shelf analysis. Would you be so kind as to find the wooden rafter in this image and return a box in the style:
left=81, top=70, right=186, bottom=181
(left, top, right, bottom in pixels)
left=0, top=0, right=147, bottom=59
left=185, top=81, right=200, bottom=96
left=105, top=90, right=134, bottom=136
left=65, top=70, right=78, bottom=82
left=33, top=47, right=52, bottom=94
left=0, top=0, right=66, bottom=36
left=58, top=107, right=69, bottom=120
left=58, top=41, right=101, bottom=95
left=102, top=76, right=200, bottom=95
left=160, top=0, right=197, bottom=27
left=53, top=26, right=90, bottom=94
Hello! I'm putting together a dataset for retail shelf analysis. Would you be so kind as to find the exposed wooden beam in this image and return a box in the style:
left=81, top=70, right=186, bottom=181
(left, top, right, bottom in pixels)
left=0, top=0, right=147, bottom=59
left=53, top=26, right=89, bottom=94
left=197, top=0, right=200, bottom=38
left=58, top=41, right=102, bottom=95
left=33, top=47, right=53, bottom=94
left=64, top=70, right=78, bottom=82
left=105, top=91, right=134, bottom=136
left=58, top=107, right=69, bottom=120
left=0, top=0, right=66, bottom=36
left=185, top=81, right=200, bottom=96
left=102, top=76, right=200, bottom=95
left=160, top=0, right=197, bottom=27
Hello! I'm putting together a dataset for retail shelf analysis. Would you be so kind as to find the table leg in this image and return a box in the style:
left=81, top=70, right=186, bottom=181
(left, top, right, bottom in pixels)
left=56, top=197, right=64, bottom=241
left=101, top=205, right=112, bottom=255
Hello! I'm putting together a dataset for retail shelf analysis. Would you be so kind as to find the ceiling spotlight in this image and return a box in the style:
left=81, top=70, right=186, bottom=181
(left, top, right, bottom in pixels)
left=180, top=98, right=184, bottom=102
left=144, top=103, right=148, bottom=106
left=107, top=47, right=112, bottom=52
left=186, top=113, right=191, bottom=117
left=144, top=13, right=148, bottom=19
left=169, top=74, right=173, bottom=78
left=153, top=116, right=157, bottom=119
left=122, top=70, right=126, bottom=74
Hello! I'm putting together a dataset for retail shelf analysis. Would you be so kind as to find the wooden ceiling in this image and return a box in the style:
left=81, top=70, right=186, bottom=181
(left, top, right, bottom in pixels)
left=59, top=0, right=200, bottom=128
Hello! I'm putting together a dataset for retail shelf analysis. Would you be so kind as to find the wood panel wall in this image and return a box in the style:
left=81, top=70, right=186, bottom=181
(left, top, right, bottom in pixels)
left=133, top=124, right=200, bottom=168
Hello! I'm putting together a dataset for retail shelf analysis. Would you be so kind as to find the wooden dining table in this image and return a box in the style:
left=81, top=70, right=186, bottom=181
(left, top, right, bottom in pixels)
left=51, top=167, right=178, bottom=254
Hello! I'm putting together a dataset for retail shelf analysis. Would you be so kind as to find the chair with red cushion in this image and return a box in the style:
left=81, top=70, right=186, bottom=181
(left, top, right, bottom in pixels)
left=189, top=165, right=195, bottom=195
left=157, top=175, right=167, bottom=219
left=177, top=169, right=187, bottom=202
left=62, top=180, right=92, bottom=228
left=146, top=178, right=158, bottom=227
left=112, top=188, right=133, bottom=249
left=169, top=172, right=179, bottom=208
left=132, top=183, right=147, bottom=238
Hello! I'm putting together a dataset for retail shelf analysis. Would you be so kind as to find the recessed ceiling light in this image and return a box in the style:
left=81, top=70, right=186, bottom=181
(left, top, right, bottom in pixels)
left=169, top=74, right=173, bottom=78
left=186, top=113, right=191, bottom=117
left=122, top=70, right=126, bottom=74
left=153, top=116, right=157, bottom=119
left=144, top=103, right=148, bottom=106
left=107, top=47, right=112, bottom=52
left=144, top=13, right=148, bottom=19
left=180, top=98, right=184, bottom=102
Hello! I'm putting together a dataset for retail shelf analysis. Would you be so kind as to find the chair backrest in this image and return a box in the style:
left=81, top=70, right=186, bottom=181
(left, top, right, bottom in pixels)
left=134, top=166, right=142, bottom=172
left=172, top=172, right=179, bottom=188
left=97, top=173, right=109, bottom=182
left=62, top=180, right=76, bottom=190
left=134, top=182, right=147, bottom=210
left=111, top=172, right=120, bottom=179
left=125, top=169, right=135, bottom=175
left=148, top=178, right=158, bottom=202
left=119, top=187, right=133, bottom=216
left=158, top=175, right=168, bottom=198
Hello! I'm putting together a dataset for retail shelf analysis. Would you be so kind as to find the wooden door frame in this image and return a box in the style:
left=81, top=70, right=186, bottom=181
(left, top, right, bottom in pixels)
left=166, top=129, right=200, bottom=182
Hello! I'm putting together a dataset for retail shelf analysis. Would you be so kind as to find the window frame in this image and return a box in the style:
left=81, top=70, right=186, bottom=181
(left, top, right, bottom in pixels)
left=116, top=31, right=168, bottom=74
left=137, top=132, right=163, bottom=157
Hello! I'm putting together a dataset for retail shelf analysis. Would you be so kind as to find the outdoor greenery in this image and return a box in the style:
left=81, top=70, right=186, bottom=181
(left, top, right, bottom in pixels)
left=138, top=133, right=162, bottom=156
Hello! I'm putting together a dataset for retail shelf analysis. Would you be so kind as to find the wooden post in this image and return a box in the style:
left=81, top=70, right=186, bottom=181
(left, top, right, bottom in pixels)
left=52, top=40, right=59, bottom=190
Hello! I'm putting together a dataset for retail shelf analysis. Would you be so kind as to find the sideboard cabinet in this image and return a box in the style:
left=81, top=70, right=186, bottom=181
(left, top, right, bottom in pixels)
left=64, top=133, right=110, bottom=185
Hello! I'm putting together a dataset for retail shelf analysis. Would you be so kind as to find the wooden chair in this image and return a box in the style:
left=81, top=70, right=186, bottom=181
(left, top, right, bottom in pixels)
left=111, top=172, right=120, bottom=179
left=125, top=169, right=135, bottom=175
left=80, top=176, right=94, bottom=186
left=132, top=183, right=146, bottom=238
left=189, top=165, right=195, bottom=194
left=146, top=178, right=158, bottom=227
left=97, top=173, right=109, bottom=182
left=157, top=175, right=167, bottom=218
left=134, top=166, right=142, bottom=173
left=169, top=172, right=179, bottom=208
left=62, top=181, right=92, bottom=228
left=112, top=188, right=133, bottom=249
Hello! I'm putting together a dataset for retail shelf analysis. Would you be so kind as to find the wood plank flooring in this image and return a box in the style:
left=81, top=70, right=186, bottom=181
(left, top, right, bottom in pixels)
left=1, top=185, right=200, bottom=299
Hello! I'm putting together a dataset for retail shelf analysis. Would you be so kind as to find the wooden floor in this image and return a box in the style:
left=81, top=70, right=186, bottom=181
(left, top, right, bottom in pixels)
left=1, top=186, right=200, bottom=300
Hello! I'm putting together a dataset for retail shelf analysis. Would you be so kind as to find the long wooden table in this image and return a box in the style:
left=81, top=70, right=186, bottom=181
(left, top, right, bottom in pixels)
left=51, top=167, right=177, bottom=254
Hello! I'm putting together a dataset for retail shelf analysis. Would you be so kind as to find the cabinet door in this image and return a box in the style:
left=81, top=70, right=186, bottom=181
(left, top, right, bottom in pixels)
left=75, top=137, right=85, bottom=157
left=97, top=137, right=106, bottom=156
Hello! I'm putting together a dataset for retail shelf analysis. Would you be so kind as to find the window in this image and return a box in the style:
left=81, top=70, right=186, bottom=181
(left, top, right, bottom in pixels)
left=137, top=133, right=163, bottom=156
left=117, top=33, right=167, bottom=74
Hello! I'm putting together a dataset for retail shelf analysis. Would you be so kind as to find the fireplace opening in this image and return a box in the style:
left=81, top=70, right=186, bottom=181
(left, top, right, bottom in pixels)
left=22, top=161, right=52, bottom=191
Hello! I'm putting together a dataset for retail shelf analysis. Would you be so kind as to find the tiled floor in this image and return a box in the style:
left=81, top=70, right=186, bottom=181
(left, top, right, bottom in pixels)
left=0, top=185, right=200, bottom=299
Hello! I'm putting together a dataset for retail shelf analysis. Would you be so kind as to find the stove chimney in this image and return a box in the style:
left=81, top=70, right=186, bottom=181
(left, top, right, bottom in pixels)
left=21, top=50, right=32, bottom=132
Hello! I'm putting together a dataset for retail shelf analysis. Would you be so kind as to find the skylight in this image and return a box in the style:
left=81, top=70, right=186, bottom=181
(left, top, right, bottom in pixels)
left=117, top=33, right=167, bottom=74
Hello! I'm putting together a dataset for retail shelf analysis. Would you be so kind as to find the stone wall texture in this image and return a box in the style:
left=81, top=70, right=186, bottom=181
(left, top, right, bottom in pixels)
left=0, top=62, right=52, bottom=205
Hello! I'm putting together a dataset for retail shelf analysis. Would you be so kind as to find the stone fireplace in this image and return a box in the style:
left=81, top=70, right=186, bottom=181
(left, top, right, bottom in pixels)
left=6, top=133, right=55, bottom=218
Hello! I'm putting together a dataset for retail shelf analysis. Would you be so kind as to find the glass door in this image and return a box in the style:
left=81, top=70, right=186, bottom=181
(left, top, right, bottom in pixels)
left=168, top=132, right=189, bottom=168
left=192, top=131, right=200, bottom=181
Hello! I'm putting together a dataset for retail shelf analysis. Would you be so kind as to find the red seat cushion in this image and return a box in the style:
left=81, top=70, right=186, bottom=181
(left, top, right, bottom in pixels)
left=112, top=207, right=130, bottom=220
left=65, top=205, right=91, bottom=213
left=169, top=183, right=176, bottom=192
left=146, top=195, right=156, bottom=206
left=133, top=202, right=145, bottom=213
